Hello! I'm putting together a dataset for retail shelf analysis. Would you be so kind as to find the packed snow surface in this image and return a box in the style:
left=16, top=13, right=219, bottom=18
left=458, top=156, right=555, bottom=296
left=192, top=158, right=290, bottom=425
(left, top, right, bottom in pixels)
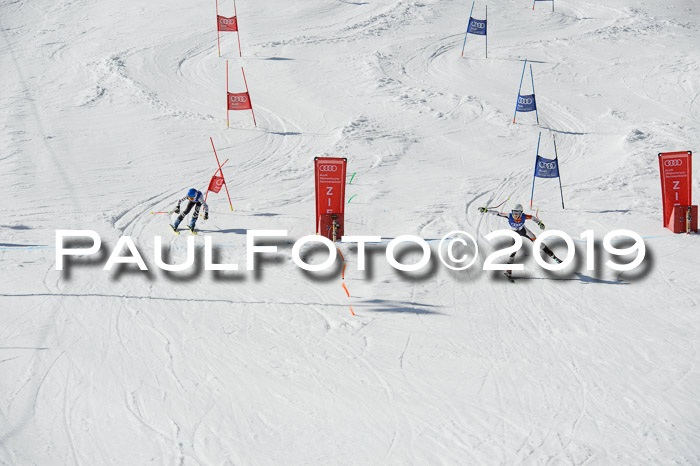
left=1, top=0, right=699, bottom=463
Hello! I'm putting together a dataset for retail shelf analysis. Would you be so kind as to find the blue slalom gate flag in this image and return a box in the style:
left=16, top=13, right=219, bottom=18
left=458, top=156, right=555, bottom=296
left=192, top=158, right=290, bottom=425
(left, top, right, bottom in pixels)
left=516, top=94, right=537, bottom=112
left=530, top=132, right=565, bottom=209
left=467, top=17, right=487, bottom=36
left=513, top=61, right=539, bottom=124
left=534, top=155, right=559, bottom=178
left=461, top=2, right=488, bottom=58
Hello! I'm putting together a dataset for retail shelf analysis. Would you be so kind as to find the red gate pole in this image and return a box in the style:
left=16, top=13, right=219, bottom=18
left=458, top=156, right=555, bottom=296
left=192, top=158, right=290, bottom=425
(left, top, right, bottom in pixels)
left=241, top=67, right=257, bottom=127
left=210, top=137, right=234, bottom=210
left=234, top=0, right=242, bottom=57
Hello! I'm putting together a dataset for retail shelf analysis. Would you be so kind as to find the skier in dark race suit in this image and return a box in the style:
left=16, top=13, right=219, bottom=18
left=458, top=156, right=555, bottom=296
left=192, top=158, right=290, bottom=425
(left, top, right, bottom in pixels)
left=478, top=203, right=561, bottom=281
left=171, top=188, right=209, bottom=233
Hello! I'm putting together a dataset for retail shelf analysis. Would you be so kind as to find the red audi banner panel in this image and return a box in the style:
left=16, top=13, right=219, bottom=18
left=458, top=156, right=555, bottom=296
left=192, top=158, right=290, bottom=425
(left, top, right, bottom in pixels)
left=227, top=91, right=252, bottom=111
left=314, top=157, right=347, bottom=241
left=658, top=151, right=692, bottom=229
left=217, top=15, right=238, bottom=32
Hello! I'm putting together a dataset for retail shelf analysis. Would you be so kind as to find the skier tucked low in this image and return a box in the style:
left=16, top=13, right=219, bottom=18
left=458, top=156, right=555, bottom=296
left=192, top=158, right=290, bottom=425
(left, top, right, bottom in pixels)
left=171, top=188, right=209, bottom=234
left=478, top=203, right=561, bottom=281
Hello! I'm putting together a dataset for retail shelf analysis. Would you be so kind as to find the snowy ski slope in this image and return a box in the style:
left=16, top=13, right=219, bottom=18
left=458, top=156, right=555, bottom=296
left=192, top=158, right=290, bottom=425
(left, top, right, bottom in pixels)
left=1, top=0, right=700, bottom=463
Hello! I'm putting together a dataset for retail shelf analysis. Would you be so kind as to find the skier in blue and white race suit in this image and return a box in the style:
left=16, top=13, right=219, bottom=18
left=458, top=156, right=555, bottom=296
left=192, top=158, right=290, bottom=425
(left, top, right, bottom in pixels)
left=172, top=188, right=209, bottom=231
left=478, top=203, right=561, bottom=273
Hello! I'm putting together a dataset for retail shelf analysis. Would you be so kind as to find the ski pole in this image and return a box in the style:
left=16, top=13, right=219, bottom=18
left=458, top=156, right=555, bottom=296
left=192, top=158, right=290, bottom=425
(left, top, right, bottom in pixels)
left=486, top=196, right=510, bottom=210
left=151, top=211, right=175, bottom=214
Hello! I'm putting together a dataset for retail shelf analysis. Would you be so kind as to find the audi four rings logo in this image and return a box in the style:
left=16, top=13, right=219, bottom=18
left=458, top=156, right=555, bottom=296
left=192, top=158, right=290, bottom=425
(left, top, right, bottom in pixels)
left=319, top=165, right=339, bottom=172
left=539, top=161, right=556, bottom=169
left=518, top=97, right=534, bottom=105
left=229, top=96, right=248, bottom=102
left=221, top=18, right=236, bottom=24
left=472, top=22, right=485, bottom=28
left=664, top=159, right=683, bottom=167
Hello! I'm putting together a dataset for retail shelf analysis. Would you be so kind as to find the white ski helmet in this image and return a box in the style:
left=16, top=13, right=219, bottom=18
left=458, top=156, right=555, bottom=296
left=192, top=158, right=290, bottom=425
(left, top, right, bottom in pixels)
left=512, top=203, right=524, bottom=216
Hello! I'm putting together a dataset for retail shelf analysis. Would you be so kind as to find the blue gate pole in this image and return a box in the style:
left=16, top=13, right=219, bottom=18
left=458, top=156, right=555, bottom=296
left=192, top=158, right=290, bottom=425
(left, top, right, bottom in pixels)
left=530, top=132, right=541, bottom=208
left=553, top=134, right=564, bottom=208
left=530, top=64, right=539, bottom=125
left=513, top=58, right=527, bottom=124
left=461, top=1, right=475, bottom=57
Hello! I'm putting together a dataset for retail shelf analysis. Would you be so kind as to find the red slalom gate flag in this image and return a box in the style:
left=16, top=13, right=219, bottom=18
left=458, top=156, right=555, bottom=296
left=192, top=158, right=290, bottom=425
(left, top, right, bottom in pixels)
left=208, top=175, right=225, bottom=193
left=208, top=138, right=234, bottom=211
left=217, top=15, right=238, bottom=32
left=226, top=62, right=257, bottom=127
left=216, top=0, right=242, bottom=56
left=227, top=92, right=252, bottom=111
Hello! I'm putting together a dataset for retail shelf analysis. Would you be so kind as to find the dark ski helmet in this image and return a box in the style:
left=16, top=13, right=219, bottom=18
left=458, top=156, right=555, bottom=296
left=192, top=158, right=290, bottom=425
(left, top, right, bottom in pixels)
left=187, top=188, right=197, bottom=200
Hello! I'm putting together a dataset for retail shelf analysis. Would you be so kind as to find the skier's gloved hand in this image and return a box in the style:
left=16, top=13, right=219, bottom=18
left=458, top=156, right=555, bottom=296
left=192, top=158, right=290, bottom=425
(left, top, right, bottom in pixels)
left=204, top=212, right=209, bottom=220
left=538, top=221, right=545, bottom=230
left=478, top=207, right=487, bottom=213
left=174, top=207, right=180, bottom=214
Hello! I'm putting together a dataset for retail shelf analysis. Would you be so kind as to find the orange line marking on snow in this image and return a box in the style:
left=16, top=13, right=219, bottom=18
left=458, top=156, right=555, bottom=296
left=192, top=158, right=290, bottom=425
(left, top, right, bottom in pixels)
left=336, top=247, right=353, bottom=315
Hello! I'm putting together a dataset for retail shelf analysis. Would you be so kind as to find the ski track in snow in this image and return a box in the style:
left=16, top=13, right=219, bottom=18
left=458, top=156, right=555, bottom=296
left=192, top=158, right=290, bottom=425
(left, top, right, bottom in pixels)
left=1, top=0, right=700, bottom=463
